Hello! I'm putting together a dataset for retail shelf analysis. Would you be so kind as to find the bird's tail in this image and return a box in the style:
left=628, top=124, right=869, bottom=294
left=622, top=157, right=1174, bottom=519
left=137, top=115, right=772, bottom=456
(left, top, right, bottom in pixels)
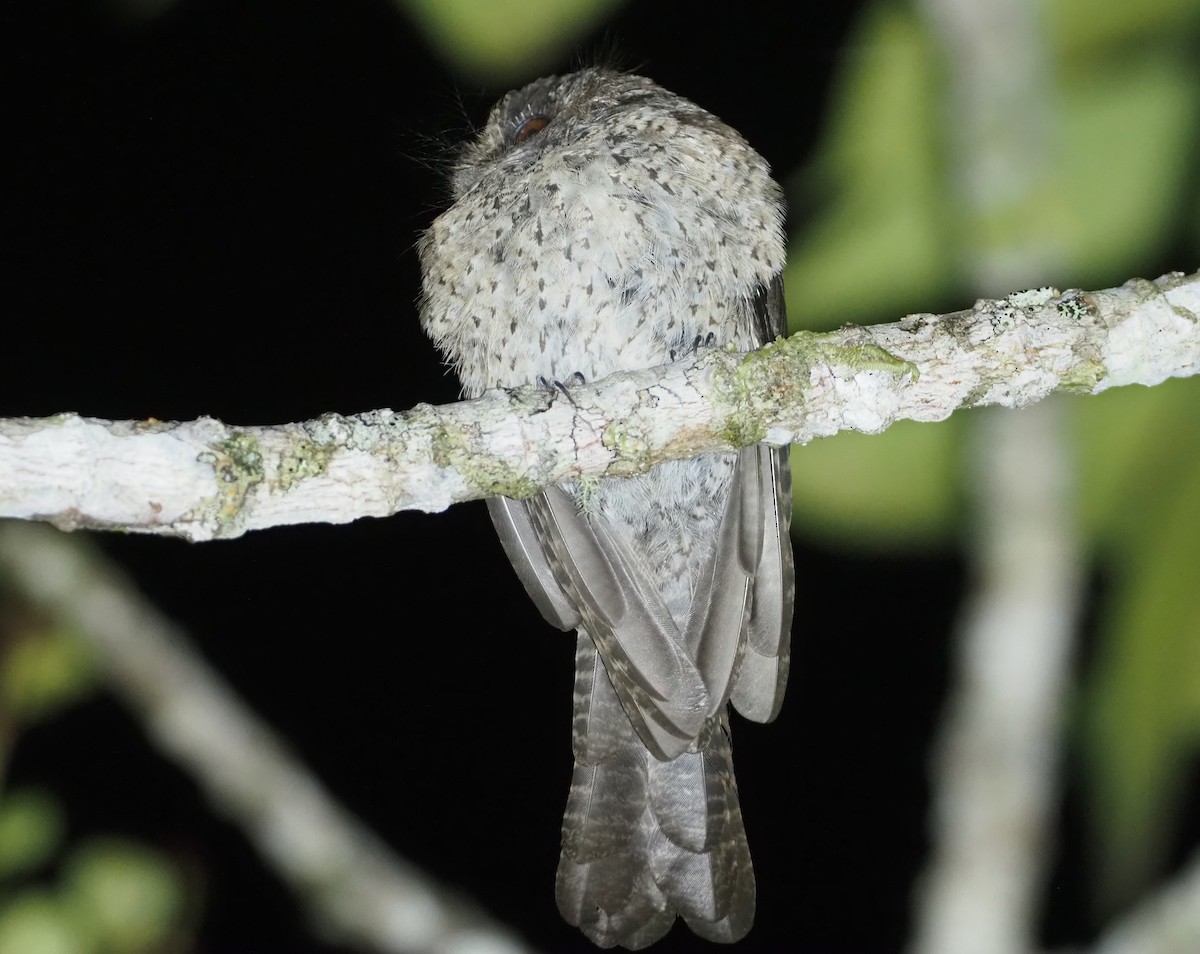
left=555, top=633, right=754, bottom=949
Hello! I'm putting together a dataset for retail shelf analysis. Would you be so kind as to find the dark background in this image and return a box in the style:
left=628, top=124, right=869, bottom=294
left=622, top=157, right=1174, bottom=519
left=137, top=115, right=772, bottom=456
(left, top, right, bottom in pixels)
left=2, top=1, right=1069, bottom=951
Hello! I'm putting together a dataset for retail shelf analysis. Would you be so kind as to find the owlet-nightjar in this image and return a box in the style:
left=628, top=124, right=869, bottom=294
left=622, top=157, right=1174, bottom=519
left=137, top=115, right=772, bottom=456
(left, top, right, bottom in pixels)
left=418, top=68, right=794, bottom=949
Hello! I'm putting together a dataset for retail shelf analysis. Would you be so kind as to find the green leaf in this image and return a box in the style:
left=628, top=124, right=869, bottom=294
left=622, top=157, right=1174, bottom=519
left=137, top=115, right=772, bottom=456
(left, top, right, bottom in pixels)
left=790, top=417, right=962, bottom=549
left=62, top=840, right=185, bottom=954
left=0, top=789, right=65, bottom=881
left=786, top=3, right=952, bottom=331
left=1047, top=0, right=1200, bottom=57
left=0, top=624, right=95, bottom=724
left=1082, top=447, right=1200, bottom=908
left=0, top=892, right=86, bottom=954
left=395, top=0, right=628, bottom=81
left=1074, top=377, right=1200, bottom=548
left=1054, top=53, right=1200, bottom=286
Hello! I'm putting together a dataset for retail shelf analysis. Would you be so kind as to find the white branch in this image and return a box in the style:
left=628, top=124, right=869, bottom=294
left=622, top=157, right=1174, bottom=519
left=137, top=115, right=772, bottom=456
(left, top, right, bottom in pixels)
left=912, top=402, right=1083, bottom=954
left=1, top=270, right=1197, bottom=542
left=908, top=0, right=1083, bottom=951
left=0, top=521, right=534, bottom=954
left=1090, top=846, right=1200, bottom=954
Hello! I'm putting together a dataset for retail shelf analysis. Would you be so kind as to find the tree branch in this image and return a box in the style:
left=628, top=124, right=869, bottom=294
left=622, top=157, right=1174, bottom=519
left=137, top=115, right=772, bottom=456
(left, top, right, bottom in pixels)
left=0, top=521, right=536, bottom=954
left=1090, top=845, right=1200, bottom=954
left=1, top=270, right=1196, bottom=542
left=908, top=0, right=1083, bottom=950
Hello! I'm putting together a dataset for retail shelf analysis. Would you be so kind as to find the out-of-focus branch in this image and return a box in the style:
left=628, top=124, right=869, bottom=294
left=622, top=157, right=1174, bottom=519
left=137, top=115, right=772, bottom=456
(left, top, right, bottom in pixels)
left=0, top=271, right=1197, bottom=542
left=0, top=520, right=534, bottom=954
left=911, top=402, right=1082, bottom=954
left=1089, top=846, right=1200, bottom=954
left=908, top=0, right=1083, bottom=953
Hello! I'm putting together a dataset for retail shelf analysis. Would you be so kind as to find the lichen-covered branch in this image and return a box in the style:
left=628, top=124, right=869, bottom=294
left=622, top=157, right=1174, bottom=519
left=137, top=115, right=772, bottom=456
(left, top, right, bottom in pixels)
left=907, top=0, right=1083, bottom=952
left=1, top=270, right=1196, bottom=542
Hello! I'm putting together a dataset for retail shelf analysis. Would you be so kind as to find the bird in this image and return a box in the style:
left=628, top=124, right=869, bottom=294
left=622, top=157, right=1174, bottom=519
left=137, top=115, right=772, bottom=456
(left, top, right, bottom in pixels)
left=417, top=67, right=793, bottom=949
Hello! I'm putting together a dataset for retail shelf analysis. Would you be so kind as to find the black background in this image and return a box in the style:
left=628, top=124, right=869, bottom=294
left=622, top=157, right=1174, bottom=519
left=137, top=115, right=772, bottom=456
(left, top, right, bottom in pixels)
left=3, top=1, right=1094, bottom=951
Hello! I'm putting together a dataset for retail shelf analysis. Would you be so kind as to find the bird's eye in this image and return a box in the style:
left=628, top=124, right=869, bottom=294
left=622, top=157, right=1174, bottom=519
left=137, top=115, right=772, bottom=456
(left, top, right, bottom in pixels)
left=514, top=114, right=550, bottom=143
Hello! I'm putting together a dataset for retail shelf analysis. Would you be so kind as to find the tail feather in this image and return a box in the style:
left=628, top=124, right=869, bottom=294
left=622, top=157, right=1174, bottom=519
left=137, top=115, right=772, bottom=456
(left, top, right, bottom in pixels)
left=557, top=857, right=673, bottom=949
left=558, top=634, right=754, bottom=948
left=570, top=632, right=636, bottom=764
left=649, top=717, right=754, bottom=938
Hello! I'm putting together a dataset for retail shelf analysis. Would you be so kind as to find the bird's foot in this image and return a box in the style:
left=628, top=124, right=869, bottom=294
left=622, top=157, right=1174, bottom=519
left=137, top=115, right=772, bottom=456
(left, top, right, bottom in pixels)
left=670, top=331, right=718, bottom=362
left=536, top=372, right=586, bottom=405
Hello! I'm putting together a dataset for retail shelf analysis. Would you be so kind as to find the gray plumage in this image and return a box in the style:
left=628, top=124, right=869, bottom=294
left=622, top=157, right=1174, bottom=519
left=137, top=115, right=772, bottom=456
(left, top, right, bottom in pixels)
left=417, top=68, right=793, bottom=949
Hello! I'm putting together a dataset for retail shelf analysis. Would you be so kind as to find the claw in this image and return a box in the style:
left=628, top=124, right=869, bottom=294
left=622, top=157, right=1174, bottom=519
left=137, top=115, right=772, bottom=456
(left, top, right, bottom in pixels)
left=537, top=372, right=586, bottom=405
left=673, top=332, right=719, bottom=362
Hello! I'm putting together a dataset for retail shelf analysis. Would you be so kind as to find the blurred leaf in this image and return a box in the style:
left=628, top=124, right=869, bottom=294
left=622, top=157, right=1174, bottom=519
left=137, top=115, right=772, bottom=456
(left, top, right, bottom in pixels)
left=1055, top=53, right=1200, bottom=286
left=1082, top=447, right=1200, bottom=907
left=1048, top=0, right=1200, bottom=57
left=1074, top=377, right=1200, bottom=547
left=0, top=624, right=95, bottom=724
left=790, top=418, right=962, bottom=549
left=395, top=0, right=628, bottom=81
left=787, top=3, right=951, bottom=331
left=785, top=0, right=1200, bottom=564
left=0, top=789, right=65, bottom=881
left=63, top=840, right=184, bottom=954
left=0, top=892, right=85, bottom=954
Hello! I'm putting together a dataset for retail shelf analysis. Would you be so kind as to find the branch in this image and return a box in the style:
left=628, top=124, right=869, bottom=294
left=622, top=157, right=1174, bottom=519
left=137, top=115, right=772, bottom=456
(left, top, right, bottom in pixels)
left=0, top=521, right=536, bottom=954
left=907, top=0, right=1083, bottom=950
left=1089, top=845, right=1200, bottom=954
left=1, top=270, right=1196, bottom=542
left=911, top=402, right=1083, bottom=954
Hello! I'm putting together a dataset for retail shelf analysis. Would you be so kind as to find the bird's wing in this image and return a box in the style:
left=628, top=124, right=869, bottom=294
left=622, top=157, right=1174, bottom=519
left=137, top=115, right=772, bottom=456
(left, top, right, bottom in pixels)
left=487, top=496, right=580, bottom=631
left=685, top=274, right=794, bottom=724
left=729, top=441, right=794, bottom=722
left=491, top=488, right=710, bottom=759
left=750, top=269, right=788, bottom=344
left=679, top=440, right=792, bottom=724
